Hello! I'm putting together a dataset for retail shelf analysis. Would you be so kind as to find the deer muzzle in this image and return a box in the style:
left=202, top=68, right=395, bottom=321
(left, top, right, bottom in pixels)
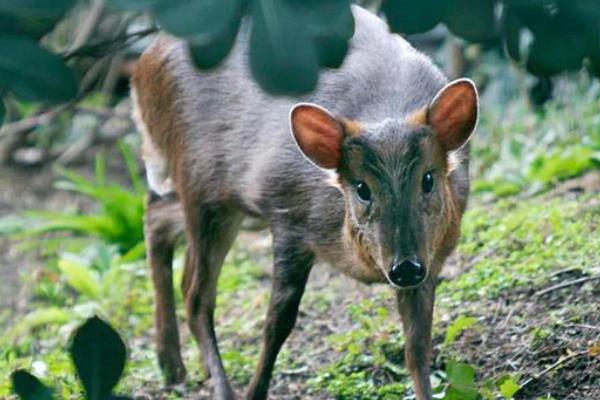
left=389, top=259, right=427, bottom=288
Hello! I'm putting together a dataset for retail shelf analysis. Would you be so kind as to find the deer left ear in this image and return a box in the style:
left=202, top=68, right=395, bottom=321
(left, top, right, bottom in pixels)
left=428, top=78, right=479, bottom=151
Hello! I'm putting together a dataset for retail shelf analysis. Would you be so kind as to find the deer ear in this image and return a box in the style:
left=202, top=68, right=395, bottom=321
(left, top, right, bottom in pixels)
left=290, top=103, right=345, bottom=169
left=428, top=79, right=479, bottom=151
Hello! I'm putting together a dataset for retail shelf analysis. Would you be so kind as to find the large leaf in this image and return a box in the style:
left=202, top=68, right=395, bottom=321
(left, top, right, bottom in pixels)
left=444, top=0, right=497, bottom=42
left=11, top=370, right=54, bottom=400
left=526, top=29, right=586, bottom=76
left=502, top=6, right=523, bottom=63
left=70, top=316, right=127, bottom=400
left=382, top=0, right=444, bottom=35
left=0, top=35, right=77, bottom=102
left=0, top=0, right=75, bottom=19
left=295, top=0, right=354, bottom=68
left=104, top=0, right=165, bottom=12
left=250, top=0, right=319, bottom=95
left=445, top=360, right=479, bottom=400
left=154, top=0, right=241, bottom=40
left=155, top=0, right=242, bottom=69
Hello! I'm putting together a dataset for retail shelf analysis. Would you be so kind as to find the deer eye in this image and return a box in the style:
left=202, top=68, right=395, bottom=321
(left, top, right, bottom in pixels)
left=422, top=171, right=434, bottom=194
left=356, top=181, right=372, bottom=202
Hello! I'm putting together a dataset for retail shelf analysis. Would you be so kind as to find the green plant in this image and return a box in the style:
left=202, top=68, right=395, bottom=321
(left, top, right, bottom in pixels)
left=11, top=316, right=132, bottom=400
left=15, top=141, right=145, bottom=256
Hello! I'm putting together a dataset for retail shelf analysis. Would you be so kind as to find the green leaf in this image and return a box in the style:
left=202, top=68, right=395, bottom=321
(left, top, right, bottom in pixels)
left=0, top=98, right=5, bottom=125
left=11, top=370, right=54, bottom=400
left=250, top=0, right=319, bottom=95
left=0, top=35, right=77, bottom=102
left=445, top=315, right=477, bottom=344
left=446, top=361, right=476, bottom=387
left=445, top=360, right=478, bottom=400
left=70, top=316, right=127, bottom=400
left=498, top=375, right=520, bottom=399
left=58, top=257, right=102, bottom=300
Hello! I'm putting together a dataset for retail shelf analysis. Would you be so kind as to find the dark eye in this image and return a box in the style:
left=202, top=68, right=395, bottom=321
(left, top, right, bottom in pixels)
left=422, top=171, right=434, bottom=194
left=356, top=181, right=372, bottom=202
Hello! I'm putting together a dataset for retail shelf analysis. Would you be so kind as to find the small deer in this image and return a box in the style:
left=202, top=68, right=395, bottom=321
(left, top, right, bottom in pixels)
left=131, top=6, right=478, bottom=400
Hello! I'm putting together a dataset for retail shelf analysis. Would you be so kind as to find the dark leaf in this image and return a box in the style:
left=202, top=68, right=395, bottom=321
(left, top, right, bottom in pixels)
left=298, top=0, right=354, bottom=40
left=70, top=316, right=127, bottom=400
left=382, top=0, right=444, bottom=35
left=0, top=15, right=57, bottom=39
left=502, top=6, right=523, bottom=63
left=0, top=0, right=76, bottom=19
left=104, top=0, right=165, bottom=12
left=444, top=0, right=497, bottom=42
left=526, top=30, right=586, bottom=76
left=295, top=0, right=353, bottom=68
left=156, top=0, right=242, bottom=69
left=11, top=370, right=54, bottom=400
left=313, top=35, right=349, bottom=68
left=154, top=0, right=241, bottom=41
left=0, top=98, right=5, bottom=125
left=249, top=0, right=319, bottom=95
left=188, top=16, right=241, bottom=69
left=0, top=35, right=77, bottom=102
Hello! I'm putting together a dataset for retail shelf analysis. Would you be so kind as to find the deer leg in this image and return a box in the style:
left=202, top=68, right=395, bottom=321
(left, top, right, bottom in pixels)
left=145, top=191, right=186, bottom=385
left=396, top=280, right=435, bottom=400
left=182, top=202, right=242, bottom=400
left=245, top=233, right=314, bottom=400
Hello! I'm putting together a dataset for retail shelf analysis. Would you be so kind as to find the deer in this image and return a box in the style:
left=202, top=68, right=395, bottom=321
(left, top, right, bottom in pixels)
left=130, top=5, right=478, bottom=400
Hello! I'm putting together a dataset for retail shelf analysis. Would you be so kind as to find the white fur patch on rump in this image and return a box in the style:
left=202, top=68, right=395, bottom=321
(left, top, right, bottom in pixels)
left=131, top=87, right=174, bottom=195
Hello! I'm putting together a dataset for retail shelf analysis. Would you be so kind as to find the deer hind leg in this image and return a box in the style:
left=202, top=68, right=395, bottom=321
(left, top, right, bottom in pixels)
left=181, top=201, right=243, bottom=400
left=145, top=191, right=187, bottom=385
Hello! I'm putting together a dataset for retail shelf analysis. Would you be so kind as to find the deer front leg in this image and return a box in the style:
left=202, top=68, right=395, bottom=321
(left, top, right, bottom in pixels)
left=396, top=280, right=435, bottom=400
left=245, top=234, right=314, bottom=400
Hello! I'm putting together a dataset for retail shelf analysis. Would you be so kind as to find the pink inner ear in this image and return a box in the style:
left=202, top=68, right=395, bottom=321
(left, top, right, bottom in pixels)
left=429, top=80, right=478, bottom=151
left=292, top=105, right=344, bottom=169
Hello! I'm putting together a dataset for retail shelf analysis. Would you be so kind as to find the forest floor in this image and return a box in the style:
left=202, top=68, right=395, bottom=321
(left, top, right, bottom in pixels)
left=0, top=159, right=598, bottom=399
left=2, top=78, right=600, bottom=399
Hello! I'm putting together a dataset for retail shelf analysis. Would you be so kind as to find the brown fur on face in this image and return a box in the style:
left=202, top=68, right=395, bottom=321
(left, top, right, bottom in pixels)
left=406, top=108, right=428, bottom=126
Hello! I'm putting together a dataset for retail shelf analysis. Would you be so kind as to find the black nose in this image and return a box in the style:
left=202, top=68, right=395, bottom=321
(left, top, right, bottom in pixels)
left=389, top=260, right=427, bottom=287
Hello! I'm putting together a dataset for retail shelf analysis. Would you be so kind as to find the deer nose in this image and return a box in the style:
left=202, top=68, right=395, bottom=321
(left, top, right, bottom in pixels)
left=389, top=259, right=427, bottom=287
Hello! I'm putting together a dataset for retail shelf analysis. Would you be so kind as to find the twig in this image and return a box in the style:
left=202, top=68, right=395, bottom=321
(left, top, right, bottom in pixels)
left=535, top=274, right=600, bottom=297
left=64, top=27, right=158, bottom=60
left=0, top=104, right=72, bottom=139
left=66, top=0, right=105, bottom=56
left=567, top=323, right=600, bottom=332
left=520, top=350, right=587, bottom=389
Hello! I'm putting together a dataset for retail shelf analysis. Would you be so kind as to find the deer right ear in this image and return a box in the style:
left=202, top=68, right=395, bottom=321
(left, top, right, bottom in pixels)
left=290, top=103, right=345, bottom=169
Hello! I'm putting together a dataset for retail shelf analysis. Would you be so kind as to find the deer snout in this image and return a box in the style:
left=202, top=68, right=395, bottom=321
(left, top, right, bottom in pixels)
left=388, top=259, right=427, bottom=288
